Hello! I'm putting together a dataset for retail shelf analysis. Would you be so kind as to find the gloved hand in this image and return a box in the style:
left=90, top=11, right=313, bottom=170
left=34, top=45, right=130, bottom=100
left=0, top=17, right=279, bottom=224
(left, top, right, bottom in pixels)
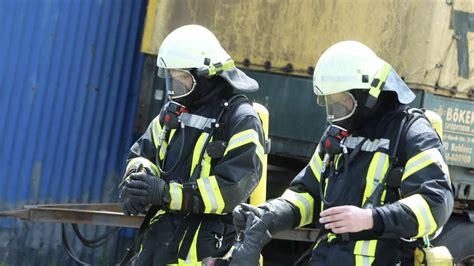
left=232, top=203, right=266, bottom=233
left=229, top=212, right=273, bottom=266
left=121, top=197, right=146, bottom=216
left=123, top=172, right=166, bottom=206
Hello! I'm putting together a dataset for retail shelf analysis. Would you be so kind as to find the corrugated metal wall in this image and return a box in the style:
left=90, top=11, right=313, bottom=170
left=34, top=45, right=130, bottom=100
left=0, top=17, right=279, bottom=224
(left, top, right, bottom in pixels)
left=0, top=0, right=147, bottom=264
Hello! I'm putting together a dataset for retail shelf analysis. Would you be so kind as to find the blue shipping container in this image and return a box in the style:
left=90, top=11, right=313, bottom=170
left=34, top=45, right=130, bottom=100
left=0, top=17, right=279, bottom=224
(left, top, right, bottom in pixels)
left=0, top=0, right=147, bottom=264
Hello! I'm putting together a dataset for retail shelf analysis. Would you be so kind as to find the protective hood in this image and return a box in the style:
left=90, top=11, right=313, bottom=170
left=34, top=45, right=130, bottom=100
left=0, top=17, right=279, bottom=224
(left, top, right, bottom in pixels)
left=219, top=68, right=259, bottom=92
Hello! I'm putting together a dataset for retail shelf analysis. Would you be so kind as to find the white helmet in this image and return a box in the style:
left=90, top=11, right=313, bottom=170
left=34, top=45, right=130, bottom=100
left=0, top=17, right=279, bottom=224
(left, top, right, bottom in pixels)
left=313, top=41, right=415, bottom=108
left=157, top=24, right=258, bottom=94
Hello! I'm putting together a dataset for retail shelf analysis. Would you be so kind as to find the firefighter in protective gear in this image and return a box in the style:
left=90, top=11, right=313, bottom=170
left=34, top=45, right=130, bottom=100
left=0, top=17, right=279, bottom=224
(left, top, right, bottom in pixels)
left=119, top=24, right=264, bottom=265
left=231, top=41, right=453, bottom=265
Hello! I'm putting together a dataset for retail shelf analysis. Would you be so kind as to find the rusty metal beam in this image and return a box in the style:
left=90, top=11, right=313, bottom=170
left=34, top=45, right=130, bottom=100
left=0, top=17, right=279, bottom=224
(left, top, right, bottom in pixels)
left=0, top=203, right=319, bottom=242
left=0, top=203, right=143, bottom=228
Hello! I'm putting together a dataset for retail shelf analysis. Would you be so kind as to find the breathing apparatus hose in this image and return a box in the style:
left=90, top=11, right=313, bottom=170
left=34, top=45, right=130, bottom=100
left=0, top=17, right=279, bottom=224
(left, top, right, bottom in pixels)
left=156, top=100, right=188, bottom=176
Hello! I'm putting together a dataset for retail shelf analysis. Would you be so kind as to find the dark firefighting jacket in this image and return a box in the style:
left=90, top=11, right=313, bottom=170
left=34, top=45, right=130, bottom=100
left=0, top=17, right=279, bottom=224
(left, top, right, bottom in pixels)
left=124, top=95, right=264, bottom=265
left=275, top=106, right=454, bottom=266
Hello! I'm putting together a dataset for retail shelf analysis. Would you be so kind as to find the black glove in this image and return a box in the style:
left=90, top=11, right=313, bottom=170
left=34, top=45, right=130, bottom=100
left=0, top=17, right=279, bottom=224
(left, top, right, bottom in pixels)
left=123, top=172, right=166, bottom=206
left=233, top=203, right=266, bottom=233
left=230, top=212, right=273, bottom=266
left=121, top=197, right=146, bottom=216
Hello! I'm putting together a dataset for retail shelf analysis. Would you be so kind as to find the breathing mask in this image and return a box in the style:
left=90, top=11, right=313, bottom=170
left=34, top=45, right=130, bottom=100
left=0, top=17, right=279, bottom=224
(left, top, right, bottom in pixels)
left=317, top=92, right=357, bottom=126
left=158, top=68, right=197, bottom=100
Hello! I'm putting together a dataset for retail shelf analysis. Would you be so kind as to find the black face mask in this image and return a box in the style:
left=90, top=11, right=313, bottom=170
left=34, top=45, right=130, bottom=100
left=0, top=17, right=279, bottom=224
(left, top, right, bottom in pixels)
left=173, top=71, right=232, bottom=108
left=331, top=90, right=374, bottom=132
left=333, top=90, right=400, bottom=134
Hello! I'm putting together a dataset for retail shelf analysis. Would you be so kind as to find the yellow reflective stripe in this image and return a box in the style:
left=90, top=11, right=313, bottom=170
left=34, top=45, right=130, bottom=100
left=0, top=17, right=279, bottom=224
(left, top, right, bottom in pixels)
left=281, top=189, right=314, bottom=227
left=197, top=175, right=225, bottom=214
left=190, top=133, right=209, bottom=176
left=354, top=240, right=377, bottom=266
left=126, top=157, right=159, bottom=176
left=381, top=189, right=387, bottom=205
left=362, top=152, right=389, bottom=206
left=312, top=237, right=323, bottom=250
left=178, top=223, right=202, bottom=265
left=201, top=147, right=212, bottom=178
left=207, top=60, right=235, bottom=76
left=151, top=117, right=162, bottom=148
left=150, top=209, right=166, bottom=225
left=402, top=148, right=448, bottom=181
left=222, top=245, right=235, bottom=260
left=327, top=232, right=337, bottom=243
left=169, top=129, right=176, bottom=142
left=309, top=147, right=323, bottom=182
left=150, top=117, right=168, bottom=160
left=169, top=182, right=183, bottom=211
left=368, top=64, right=392, bottom=98
left=224, top=129, right=264, bottom=163
left=159, top=141, right=167, bottom=161
left=399, top=194, right=437, bottom=237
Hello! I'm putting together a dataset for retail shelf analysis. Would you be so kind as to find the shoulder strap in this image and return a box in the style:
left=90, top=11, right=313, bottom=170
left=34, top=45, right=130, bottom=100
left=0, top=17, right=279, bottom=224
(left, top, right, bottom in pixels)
left=385, top=107, right=430, bottom=197
left=391, top=107, right=430, bottom=165
left=188, top=94, right=251, bottom=181
left=213, top=94, right=251, bottom=141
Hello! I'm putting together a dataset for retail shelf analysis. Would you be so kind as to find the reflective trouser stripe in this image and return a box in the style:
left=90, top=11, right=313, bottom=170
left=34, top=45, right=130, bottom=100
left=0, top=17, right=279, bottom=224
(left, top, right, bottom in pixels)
left=197, top=175, right=225, bottom=214
left=399, top=194, right=437, bottom=237
left=309, top=147, right=323, bottom=182
left=224, top=129, right=264, bottom=163
left=178, top=223, right=202, bottom=265
left=281, top=189, right=314, bottom=227
left=354, top=240, right=377, bottom=266
left=362, top=152, right=389, bottom=206
left=402, top=148, right=449, bottom=181
left=169, top=182, right=183, bottom=211
left=126, top=157, right=159, bottom=176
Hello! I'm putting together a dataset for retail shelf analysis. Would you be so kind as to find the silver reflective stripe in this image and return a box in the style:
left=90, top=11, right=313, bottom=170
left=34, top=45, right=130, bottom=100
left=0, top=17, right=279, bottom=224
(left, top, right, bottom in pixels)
left=361, top=241, right=370, bottom=256
left=343, top=136, right=390, bottom=151
left=409, top=198, right=434, bottom=235
left=202, top=177, right=219, bottom=213
left=255, top=144, right=265, bottom=161
left=404, top=153, right=433, bottom=176
left=227, top=130, right=259, bottom=149
left=360, top=241, right=372, bottom=266
left=170, top=183, right=182, bottom=210
left=179, top=113, right=216, bottom=130
left=361, top=256, right=371, bottom=266
left=291, top=192, right=312, bottom=225
left=311, top=153, right=323, bottom=175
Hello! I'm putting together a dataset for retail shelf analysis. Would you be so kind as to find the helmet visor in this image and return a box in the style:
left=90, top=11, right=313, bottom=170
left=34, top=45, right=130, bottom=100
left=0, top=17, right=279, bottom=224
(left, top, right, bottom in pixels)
left=158, top=68, right=196, bottom=99
left=318, top=92, right=357, bottom=123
